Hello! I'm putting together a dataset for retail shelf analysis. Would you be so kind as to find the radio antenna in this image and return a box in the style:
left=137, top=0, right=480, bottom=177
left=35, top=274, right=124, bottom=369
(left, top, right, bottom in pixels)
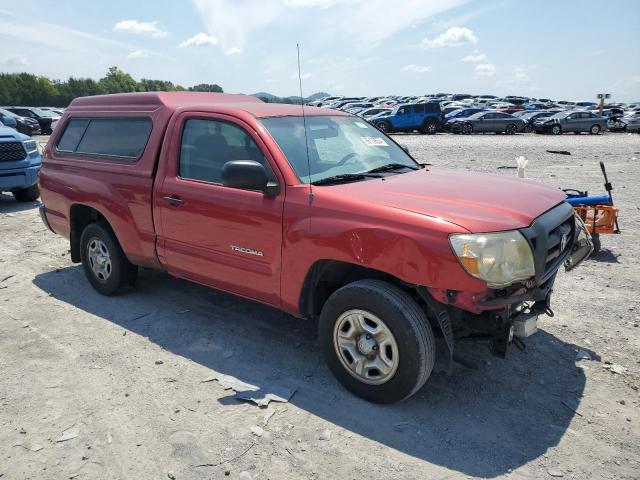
left=297, top=43, right=313, bottom=199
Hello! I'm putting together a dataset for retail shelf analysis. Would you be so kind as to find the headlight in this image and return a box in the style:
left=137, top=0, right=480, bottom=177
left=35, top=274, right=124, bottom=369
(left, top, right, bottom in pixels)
left=449, top=231, right=535, bottom=287
left=23, top=140, right=38, bottom=154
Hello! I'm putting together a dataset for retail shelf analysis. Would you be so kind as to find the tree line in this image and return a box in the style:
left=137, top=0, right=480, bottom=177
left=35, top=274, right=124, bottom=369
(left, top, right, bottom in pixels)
left=0, top=67, right=223, bottom=107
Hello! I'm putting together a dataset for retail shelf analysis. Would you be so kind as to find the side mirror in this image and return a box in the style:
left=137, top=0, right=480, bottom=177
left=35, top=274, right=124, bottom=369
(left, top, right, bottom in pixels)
left=400, top=144, right=410, bottom=154
left=222, top=160, right=279, bottom=196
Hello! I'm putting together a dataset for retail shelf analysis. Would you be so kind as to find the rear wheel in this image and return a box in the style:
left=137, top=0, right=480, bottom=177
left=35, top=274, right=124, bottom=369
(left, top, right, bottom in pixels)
left=551, top=124, right=562, bottom=135
left=422, top=119, right=438, bottom=135
left=376, top=121, right=391, bottom=133
left=523, top=124, right=532, bottom=133
left=80, top=221, right=138, bottom=296
left=12, top=184, right=40, bottom=202
left=462, top=123, right=474, bottom=135
left=589, top=124, right=601, bottom=135
left=505, top=124, right=517, bottom=135
left=318, top=279, right=435, bottom=403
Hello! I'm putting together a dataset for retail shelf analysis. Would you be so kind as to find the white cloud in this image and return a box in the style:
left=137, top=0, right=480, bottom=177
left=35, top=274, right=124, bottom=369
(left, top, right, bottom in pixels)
left=179, top=32, right=218, bottom=47
left=113, top=20, right=168, bottom=39
left=290, top=72, right=313, bottom=80
left=513, top=67, right=529, bottom=83
left=422, top=26, right=478, bottom=48
left=127, top=50, right=148, bottom=59
left=462, top=52, right=486, bottom=62
left=225, top=46, right=243, bottom=55
left=284, top=0, right=351, bottom=7
left=402, top=64, right=432, bottom=73
left=0, top=55, right=29, bottom=66
left=474, top=63, right=496, bottom=77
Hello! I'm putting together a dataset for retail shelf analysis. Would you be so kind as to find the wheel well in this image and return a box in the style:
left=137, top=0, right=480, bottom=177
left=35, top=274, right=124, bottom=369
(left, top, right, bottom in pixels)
left=69, top=205, right=106, bottom=262
left=300, top=260, right=406, bottom=319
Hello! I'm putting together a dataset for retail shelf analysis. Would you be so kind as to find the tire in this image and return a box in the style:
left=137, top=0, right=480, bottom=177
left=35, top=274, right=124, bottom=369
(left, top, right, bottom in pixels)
left=318, top=279, right=435, bottom=404
left=591, top=233, right=601, bottom=254
left=524, top=124, right=532, bottom=133
left=505, top=124, right=517, bottom=135
left=376, top=121, right=391, bottom=133
left=462, top=123, right=474, bottom=135
left=589, top=124, right=601, bottom=135
left=551, top=124, right=562, bottom=135
left=80, top=221, right=138, bottom=296
left=12, top=184, right=40, bottom=202
left=422, top=119, right=438, bottom=135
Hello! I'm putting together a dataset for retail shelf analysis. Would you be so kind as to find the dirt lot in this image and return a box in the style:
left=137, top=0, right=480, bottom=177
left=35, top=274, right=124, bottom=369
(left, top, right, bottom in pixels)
left=1, top=132, right=639, bottom=480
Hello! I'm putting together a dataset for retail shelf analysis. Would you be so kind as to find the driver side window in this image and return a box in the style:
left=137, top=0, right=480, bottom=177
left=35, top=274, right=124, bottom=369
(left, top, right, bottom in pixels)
left=179, top=119, right=274, bottom=184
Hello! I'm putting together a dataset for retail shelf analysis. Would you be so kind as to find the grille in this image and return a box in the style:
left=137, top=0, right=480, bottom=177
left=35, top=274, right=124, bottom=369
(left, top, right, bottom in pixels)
left=520, top=202, right=575, bottom=284
left=0, top=142, right=27, bottom=162
left=543, top=217, right=574, bottom=275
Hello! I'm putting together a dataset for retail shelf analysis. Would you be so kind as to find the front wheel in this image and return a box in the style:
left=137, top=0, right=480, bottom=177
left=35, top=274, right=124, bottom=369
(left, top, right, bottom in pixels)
left=12, top=184, right=40, bottom=202
left=551, top=124, right=562, bottom=135
left=318, top=279, right=435, bottom=403
left=462, top=123, right=474, bottom=135
left=80, top=221, right=138, bottom=296
left=505, top=124, right=517, bottom=135
left=523, top=124, right=532, bottom=133
left=376, top=121, right=391, bottom=133
left=589, top=124, right=601, bottom=135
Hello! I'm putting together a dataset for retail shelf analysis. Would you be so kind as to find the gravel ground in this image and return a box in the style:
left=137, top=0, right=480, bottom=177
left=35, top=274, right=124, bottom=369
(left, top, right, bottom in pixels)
left=1, top=132, right=639, bottom=480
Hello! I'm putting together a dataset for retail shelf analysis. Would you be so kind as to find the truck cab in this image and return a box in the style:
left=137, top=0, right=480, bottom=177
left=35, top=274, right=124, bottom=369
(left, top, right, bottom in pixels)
left=39, top=92, right=591, bottom=403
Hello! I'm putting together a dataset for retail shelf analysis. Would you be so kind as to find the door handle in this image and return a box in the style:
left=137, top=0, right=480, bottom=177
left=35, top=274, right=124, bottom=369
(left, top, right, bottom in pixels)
left=162, top=195, right=184, bottom=206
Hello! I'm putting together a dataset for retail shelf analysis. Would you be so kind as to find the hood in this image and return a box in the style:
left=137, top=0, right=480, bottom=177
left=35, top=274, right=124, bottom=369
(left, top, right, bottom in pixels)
left=327, top=167, right=566, bottom=232
left=0, top=125, right=29, bottom=141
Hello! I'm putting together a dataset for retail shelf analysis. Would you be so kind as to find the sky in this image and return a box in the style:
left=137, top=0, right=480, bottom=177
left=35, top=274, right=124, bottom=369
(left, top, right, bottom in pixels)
left=1, top=0, right=639, bottom=101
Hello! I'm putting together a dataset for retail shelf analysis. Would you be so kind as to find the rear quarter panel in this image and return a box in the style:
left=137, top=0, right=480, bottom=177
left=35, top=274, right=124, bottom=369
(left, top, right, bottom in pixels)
left=40, top=106, right=173, bottom=268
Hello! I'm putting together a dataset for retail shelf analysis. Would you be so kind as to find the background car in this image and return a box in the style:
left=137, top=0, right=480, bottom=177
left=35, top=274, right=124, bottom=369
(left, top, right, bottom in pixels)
left=451, top=111, right=525, bottom=134
left=618, top=112, right=640, bottom=132
left=370, top=102, right=443, bottom=134
left=443, top=107, right=486, bottom=131
left=358, top=107, right=392, bottom=119
left=0, top=108, right=41, bottom=136
left=2, top=107, right=59, bottom=134
left=0, top=110, right=18, bottom=129
left=519, top=110, right=561, bottom=132
left=534, top=111, right=607, bottom=135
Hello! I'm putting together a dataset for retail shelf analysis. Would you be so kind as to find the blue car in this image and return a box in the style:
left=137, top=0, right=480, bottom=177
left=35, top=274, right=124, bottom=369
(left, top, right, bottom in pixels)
left=0, top=125, right=42, bottom=201
left=443, top=108, right=486, bottom=131
left=370, top=102, right=443, bottom=134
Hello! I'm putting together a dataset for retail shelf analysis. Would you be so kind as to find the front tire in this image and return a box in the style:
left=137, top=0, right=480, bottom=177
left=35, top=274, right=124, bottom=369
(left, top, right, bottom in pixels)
left=462, top=123, right=474, bottom=135
left=318, top=279, right=435, bottom=404
left=523, top=124, right=532, bottom=133
left=589, top=124, right=601, bottom=135
left=80, top=221, right=138, bottom=296
left=505, top=124, right=517, bottom=135
left=551, top=124, right=562, bottom=135
left=376, top=121, right=391, bottom=133
left=12, top=184, right=39, bottom=202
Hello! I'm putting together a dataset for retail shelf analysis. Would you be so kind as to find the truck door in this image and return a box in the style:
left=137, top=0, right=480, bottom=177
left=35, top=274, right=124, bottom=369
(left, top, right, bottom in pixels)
left=394, top=106, right=412, bottom=129
left=154, top=113, right=285, bottom=306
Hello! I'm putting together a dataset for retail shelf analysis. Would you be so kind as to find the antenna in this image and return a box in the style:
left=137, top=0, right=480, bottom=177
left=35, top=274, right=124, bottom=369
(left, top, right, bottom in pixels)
left=297, top=43, right=313, bottom=199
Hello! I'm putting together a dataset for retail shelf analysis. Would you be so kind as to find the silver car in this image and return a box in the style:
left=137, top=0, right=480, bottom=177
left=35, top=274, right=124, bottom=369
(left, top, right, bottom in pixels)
left=451, top=111, right=526, bottom=134
left=533, top=110, right=608, bottom=134
left=620, top=112, right=640, bottom=133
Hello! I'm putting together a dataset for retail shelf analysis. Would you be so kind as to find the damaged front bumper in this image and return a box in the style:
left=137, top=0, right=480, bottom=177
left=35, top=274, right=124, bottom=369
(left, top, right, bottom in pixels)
left=421, top=208, right=593, bottom=363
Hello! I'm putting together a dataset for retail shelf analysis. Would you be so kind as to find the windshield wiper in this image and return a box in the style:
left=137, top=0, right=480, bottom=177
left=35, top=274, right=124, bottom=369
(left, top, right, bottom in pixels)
left=311, top=173, right=380, bottom=186
left=365, top=163, right=420, bottom=174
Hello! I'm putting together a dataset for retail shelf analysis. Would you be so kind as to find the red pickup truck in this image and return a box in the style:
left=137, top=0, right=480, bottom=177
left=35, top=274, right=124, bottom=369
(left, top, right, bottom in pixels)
left=39, top=92, right=592, bottom=403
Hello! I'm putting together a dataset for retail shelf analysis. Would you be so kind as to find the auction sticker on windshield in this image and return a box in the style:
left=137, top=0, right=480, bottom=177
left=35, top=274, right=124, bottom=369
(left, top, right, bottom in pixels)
left=362, top=137, right=388, bottom=146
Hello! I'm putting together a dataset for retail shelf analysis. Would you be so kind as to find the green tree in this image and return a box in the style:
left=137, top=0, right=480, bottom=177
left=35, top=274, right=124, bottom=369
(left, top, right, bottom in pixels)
left=189, top=83, right=224, bottom=93
left=98, top=66, right=137, bottom=94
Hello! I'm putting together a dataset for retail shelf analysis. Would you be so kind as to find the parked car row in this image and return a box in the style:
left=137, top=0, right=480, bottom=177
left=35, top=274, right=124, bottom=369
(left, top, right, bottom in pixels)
left=308, top=94, right=640, bottom=135
left=0, top=106, right=65, bottom=135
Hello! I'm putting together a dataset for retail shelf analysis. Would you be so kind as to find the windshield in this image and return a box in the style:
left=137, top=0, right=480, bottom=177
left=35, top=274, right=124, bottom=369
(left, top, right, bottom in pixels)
left=32, top=108, right=58, bottom=118
left=260, top=115, right=418, bottom=184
